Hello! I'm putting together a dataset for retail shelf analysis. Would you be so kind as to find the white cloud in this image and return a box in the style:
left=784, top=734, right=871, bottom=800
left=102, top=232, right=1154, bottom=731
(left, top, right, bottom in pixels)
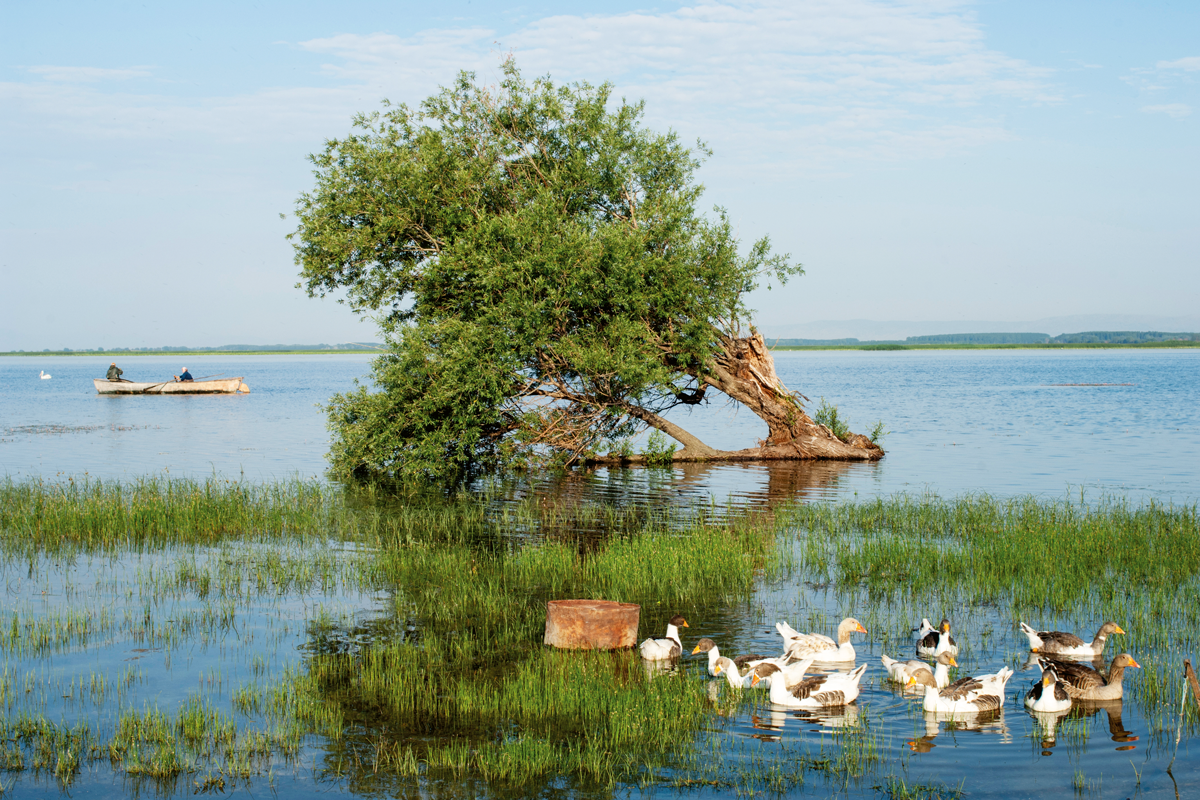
left=3, top=1, right=1052, bottom=169
left=1156, top=56, right=1200, bottom=71
left=1141, top=103, right=1192, bottom=118
left=25, top=65, right=154, bottom=82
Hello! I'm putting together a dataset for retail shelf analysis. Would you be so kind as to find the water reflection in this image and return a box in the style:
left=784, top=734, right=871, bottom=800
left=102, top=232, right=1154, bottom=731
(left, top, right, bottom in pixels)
left=908, top=708, right=1011, bottom=752
left=487, top=459, right=874, bottom=514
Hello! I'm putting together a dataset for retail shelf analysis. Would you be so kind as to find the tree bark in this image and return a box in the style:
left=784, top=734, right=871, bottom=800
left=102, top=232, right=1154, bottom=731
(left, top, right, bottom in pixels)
left=593, top=330, right=883, bottom=464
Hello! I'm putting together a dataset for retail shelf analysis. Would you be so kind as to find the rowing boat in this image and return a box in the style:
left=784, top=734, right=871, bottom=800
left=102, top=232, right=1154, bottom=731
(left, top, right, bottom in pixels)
left=93, top=378, right=250, bottom=395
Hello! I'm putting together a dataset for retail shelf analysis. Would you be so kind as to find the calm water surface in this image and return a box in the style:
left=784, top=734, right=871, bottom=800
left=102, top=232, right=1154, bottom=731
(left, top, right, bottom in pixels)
left=2, top=349, right=1198, bottom=798
left=3, top=349, right=1198, bottom=503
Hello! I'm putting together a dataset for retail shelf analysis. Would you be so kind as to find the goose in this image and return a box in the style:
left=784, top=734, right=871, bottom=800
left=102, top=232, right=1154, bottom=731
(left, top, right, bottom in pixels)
left=916, top=618, right=959, bottom=658
left=752, top=661, right=866, bottom=707
left=882, top=651, right=956, bottom=689
left=1025, top=664, right=1072, bottom=712
left=691, top=638, right=772, bottom=678
left=911, top=666, right=1013, bottom=713
left=713, top=655, right=813, bottom=690
left=639, top=614, right=688, bottom=661
left=39, top=370, right=51, bottom=380
left=776, top=617, right=867, bottom=664
left=1019, top=621, right=1124, bottom=657
left=1042, top=653, right=1140, bottom=701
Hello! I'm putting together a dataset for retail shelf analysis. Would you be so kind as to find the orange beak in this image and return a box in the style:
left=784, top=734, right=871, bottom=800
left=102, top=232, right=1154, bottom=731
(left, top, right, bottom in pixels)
left=1128, top=658, right=1142, bottom=669
left=1114, top=625, right=1126, bottom=635
left=857, top=623, right=868, bottom=634
left=691, top=644, right=702, bottom=654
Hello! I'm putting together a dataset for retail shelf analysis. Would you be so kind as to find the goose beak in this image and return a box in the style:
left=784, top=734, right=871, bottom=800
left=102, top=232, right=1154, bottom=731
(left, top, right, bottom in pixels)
left=857, top=623, right=868, bottom=634
left=682, top=621, right=689, bottom=628
left=905, top=676, right=917, bottom=687
left=751, top=674, right=761, bottom=687
left=714, top=663, right=723, bottom=675
left=948, top=657, right=958, bottom=667
left=691, top=644, right=702, bottom=654
left=1030, top=647, right=1039, bottom=653
left=1114, top=625, right=1126, bottom=635
left=1128, top=657, right=1142, bottom=669
left=1043, top=672, right=1053, bottom=686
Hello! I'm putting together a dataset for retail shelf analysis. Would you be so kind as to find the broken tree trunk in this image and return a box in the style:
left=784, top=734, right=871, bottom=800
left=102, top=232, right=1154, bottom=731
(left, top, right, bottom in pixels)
left=594, top=330, right=884, bottom=464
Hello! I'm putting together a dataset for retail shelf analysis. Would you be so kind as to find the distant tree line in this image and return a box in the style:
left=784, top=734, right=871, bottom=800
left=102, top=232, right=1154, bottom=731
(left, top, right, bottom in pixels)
left=770, top=331, right=1200, bottom=347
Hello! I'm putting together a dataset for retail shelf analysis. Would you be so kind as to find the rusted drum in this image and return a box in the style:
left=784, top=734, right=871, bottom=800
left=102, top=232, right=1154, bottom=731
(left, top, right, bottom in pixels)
left=544, top=599, right=640, bottom=650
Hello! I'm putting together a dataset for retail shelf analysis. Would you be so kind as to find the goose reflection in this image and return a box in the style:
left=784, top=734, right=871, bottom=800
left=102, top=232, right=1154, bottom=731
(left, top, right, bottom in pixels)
left=1027, top=707, right=1073, bottom=752
left=1073, top=699, right=1138, bottom=749
left=908, top=708, right=1010, bottom=752
left=749, top=704, right=861, bottom=740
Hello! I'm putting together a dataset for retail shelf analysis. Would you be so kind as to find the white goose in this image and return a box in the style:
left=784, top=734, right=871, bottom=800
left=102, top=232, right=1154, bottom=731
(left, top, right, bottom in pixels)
left=639, top=614, right=688, bottom=661
left=752, top=661, right=867, bottom=707
left=776, top=617, right=867, bottom=664
left=691, top=638, right=773, bottom=677
left=40, top=370, right=51, bottom=380
left=911, top=666, right=1013, bottom=713
left=882, top=651, right=956, bottom=689
left=916, top=618, right=959, bottom=658
left=1025, top=664, right=1072, bottom=712
left=713, top=655, right=814, bottom=690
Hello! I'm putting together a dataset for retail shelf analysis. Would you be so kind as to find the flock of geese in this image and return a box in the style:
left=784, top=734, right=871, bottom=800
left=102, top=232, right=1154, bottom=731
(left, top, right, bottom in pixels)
left=638, top=614, right=1140, bottom=715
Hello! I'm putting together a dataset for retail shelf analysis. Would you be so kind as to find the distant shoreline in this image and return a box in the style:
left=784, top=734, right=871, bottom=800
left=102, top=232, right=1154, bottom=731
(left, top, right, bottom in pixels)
left=0, top=349, right=379, bottom=357
left=770, top=341, right=1200, bottom=351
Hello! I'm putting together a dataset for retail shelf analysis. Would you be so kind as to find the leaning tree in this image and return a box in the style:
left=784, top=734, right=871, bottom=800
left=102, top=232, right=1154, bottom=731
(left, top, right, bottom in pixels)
left=291, top=60, right=882, bottom=483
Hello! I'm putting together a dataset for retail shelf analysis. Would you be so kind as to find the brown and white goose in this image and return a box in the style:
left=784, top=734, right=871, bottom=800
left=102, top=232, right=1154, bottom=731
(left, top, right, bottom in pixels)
left=1043, top=653, right=1140, bottom=701
left=883, top=652, right=956, bottom=689
left=639, top=614, right=688, bottom=661
left=691, top=638, right=772, bottom=678
left=776, top=617, right=868, bottom=664
left=1025, top=663, right=1072, bottom=712
left=752, top=661, right=867, bottom=707
left=1018, top=621, right=1124, bottom=657
left=714, top=655, right=815, bottom=690
left=911, top=666, right=1013, bottom=713
left=916, top=618, right=959, bottom=658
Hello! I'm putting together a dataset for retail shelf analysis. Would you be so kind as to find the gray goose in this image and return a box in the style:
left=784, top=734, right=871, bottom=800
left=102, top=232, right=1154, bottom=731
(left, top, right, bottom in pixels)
left=1042, top=653, right=1140, bottom=701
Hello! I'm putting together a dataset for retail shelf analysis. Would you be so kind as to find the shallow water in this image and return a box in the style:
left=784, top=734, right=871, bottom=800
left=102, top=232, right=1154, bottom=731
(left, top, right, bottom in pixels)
left=2, top=348, right=1199, bottom=797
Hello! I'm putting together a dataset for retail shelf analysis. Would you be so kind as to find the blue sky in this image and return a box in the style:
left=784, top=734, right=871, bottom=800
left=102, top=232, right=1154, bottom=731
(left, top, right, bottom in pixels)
left=2, top=0, right=1197, bottom=348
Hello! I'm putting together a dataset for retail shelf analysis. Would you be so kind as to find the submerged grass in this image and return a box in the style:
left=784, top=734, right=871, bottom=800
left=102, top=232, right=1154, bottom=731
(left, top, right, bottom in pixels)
left=2, top=479, right=1200, bottom=794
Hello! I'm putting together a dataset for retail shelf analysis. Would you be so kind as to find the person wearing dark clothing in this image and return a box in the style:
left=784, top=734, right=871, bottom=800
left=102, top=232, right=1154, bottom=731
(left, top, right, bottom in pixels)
left=106, top=363, right=123, bottom=381
left=176, top=367, right=194, bottom=382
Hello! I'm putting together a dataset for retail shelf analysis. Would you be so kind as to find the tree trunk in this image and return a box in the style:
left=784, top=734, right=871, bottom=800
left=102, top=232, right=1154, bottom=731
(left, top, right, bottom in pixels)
left=593, top=331, right=883, bottom=464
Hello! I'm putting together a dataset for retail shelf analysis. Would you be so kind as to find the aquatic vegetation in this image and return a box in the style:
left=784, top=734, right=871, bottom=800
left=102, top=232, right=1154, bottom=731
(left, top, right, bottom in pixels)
left=0, top=479, right=1198, bottom=796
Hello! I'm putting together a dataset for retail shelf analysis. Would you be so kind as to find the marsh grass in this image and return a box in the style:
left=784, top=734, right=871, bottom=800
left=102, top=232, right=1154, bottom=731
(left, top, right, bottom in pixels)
left=3, top=479, right=1200, bottom=794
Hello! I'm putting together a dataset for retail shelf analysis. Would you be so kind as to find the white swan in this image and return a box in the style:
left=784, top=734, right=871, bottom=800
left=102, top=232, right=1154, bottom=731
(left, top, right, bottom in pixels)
left=39, top=370, right=51, bottom=380
left=639, top=614, right=688, bottom=661
left=776, top=617, right=867, bottom=664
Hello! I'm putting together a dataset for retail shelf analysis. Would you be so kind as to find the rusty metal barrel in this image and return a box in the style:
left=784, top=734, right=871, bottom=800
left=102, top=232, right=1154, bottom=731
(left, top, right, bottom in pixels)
left=544, top=599, right=640, bottom=650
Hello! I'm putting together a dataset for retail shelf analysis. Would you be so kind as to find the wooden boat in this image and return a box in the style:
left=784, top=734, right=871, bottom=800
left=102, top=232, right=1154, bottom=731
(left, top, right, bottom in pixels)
left=93, top=378, right=250, bottom=395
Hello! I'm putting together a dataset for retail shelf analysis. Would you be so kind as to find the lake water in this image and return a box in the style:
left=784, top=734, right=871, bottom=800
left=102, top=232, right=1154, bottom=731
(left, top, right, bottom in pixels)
left=4, top=349, right=1198, bottom=505
left=2, top=348, right=1199, bottom=799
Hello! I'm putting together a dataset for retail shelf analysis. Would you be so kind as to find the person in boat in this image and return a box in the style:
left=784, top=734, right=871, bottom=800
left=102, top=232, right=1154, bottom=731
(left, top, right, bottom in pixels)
left=106, top=362, right=124, bottom=381
left=175, top=367, right=194, bottom=382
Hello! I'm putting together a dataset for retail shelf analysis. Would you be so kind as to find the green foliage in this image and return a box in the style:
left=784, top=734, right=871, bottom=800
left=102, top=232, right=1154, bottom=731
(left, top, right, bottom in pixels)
left=642, top=430, right=677, bottom=466
left=813, top=397, right=850, bottom=441
left=869, top=420, right=889, bottom=443
left=292, top=59, right=799, bottom=484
